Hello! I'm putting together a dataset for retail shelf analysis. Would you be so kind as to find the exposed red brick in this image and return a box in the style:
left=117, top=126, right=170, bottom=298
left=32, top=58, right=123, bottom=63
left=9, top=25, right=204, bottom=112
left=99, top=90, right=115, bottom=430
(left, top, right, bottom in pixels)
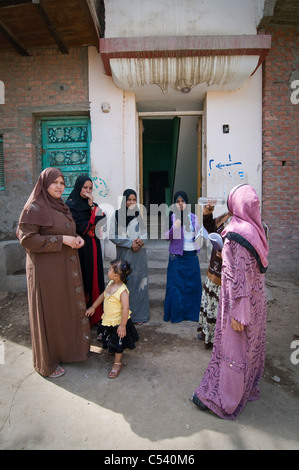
left=262, top=25, right=299, bottom=274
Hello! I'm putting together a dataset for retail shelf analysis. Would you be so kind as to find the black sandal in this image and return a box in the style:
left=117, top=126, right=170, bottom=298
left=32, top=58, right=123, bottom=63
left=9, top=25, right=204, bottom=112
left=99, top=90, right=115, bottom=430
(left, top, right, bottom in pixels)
left=192, top=394, right=209, bottom=411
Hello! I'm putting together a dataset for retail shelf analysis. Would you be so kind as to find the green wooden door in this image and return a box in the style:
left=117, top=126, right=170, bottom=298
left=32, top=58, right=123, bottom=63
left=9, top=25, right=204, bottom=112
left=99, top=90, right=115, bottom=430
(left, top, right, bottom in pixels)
left=41, top=117, right=91, bottom=198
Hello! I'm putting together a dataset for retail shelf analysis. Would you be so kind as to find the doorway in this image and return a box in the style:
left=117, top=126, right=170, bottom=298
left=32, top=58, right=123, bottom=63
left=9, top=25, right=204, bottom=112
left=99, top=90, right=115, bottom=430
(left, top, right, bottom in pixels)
left=141, top=117, right=180, bottom=211
left=139, top=113, right=202, bottom=213
left=149, top=170, right=169, bottom=205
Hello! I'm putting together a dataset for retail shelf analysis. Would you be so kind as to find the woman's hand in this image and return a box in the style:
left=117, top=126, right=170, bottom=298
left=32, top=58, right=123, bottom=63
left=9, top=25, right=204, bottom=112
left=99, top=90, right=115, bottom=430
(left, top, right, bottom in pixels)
left=84, top=192, right=94, bottom=207
left=131, top=240, right=141, bottom=252
left=231, top=318, right=244, bottom=332
left=63, top=235, right=85, bottom=249
left=174, top=219, right=181, bottom=228
left=136, top=238, right=144, bottom=247
left=75, top=236, right=85, bottom=247
left=203, top=203, right=215, bottom=216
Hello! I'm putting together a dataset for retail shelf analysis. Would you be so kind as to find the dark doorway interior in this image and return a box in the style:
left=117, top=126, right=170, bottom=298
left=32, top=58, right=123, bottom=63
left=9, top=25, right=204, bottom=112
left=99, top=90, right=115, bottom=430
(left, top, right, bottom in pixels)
left=142, top=117, right=180, bottom=212
left=149, top=170, right=169, bottom=205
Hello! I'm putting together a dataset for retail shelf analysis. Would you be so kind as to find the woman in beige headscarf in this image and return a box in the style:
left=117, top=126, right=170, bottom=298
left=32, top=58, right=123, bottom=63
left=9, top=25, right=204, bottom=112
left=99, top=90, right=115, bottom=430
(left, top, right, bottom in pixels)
left=17, top=167, right=90, bottom=378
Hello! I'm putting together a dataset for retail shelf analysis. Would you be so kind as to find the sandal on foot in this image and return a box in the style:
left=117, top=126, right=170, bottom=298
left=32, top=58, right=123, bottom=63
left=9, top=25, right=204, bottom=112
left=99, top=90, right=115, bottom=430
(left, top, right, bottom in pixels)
left=108, top=362, right=122, bottom=379
left=192, top=393, right=209, bottom=411
left=48, top=365, right=65, bottom=379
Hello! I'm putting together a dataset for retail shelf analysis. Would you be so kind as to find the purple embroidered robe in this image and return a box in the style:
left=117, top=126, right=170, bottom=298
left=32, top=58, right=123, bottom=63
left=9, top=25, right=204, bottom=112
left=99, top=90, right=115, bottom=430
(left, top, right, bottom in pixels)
left=194, top=238, right=267, bottom=420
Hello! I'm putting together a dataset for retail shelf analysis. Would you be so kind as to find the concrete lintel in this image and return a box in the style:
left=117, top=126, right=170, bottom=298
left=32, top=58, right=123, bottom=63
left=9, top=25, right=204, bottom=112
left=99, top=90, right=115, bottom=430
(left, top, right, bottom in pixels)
left=100, top=34, right=272, bottom=76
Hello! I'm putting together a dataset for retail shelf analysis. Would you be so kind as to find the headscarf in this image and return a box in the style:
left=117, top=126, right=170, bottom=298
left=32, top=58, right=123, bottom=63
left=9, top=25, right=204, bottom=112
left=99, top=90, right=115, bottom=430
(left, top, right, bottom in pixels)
left=173, top=190, right=188, bottom=206
left=115, top=189, right=139, bottom=230
left=221, top=184, right=269, bottom=271
left=169, top=190, right=191, bottom=231
left=65, top=175, right=107, bottom=237
left=66, top=175, right=93, bottom=212
left=114, top=189, right=147, bottom=238
left=17, top=167, right=72, bottom=232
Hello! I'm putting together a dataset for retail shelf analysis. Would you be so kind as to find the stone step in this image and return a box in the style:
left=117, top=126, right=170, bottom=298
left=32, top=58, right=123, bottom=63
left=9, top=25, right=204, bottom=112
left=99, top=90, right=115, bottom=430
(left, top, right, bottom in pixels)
left=104, top=238, right=209, bottom=307
left=105, top=258, right=208, bottom=281
left=103, top=239, right=210, bottom=324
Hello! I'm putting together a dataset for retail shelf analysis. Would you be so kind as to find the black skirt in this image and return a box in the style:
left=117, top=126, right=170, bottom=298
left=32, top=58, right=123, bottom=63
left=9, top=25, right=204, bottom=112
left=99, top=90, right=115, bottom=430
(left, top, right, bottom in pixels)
left=98, top=318, right=139, bottom=353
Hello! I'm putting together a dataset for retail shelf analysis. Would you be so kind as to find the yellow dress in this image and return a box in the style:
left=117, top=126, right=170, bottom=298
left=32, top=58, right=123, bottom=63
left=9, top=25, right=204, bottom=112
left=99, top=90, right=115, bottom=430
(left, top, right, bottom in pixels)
left=101, top=281, right=131, bottom=327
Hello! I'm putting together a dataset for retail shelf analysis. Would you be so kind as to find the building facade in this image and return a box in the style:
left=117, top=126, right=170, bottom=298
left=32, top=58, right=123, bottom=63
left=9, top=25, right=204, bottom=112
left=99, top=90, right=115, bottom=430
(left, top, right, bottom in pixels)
left=0, top=0, right=298, bottom=291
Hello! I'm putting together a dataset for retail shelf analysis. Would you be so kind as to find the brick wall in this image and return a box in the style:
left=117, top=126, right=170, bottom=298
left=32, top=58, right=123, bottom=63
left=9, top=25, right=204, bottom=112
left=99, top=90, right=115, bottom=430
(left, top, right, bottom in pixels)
left=262, top=25, right=299, bottom=275
left=0, top=47, right=89, bottom=240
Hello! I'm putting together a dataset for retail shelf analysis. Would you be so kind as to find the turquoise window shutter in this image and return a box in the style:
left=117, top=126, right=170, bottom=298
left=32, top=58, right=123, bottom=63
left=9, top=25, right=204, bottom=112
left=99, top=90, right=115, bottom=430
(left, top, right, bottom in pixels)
left=41, top=117, right=91, bottom=198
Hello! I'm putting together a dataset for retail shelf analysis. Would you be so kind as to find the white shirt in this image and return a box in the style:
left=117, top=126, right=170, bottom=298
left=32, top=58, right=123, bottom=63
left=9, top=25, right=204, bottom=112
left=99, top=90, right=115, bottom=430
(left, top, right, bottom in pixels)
left=183, top=226, right=196, bottom=251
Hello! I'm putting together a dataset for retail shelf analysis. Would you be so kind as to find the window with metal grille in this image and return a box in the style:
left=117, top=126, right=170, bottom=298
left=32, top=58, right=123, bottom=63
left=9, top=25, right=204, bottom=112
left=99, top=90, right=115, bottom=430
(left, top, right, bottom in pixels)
left=0, top=135, right=4, bottom=190
left=41, top=118, right=91, bottom=199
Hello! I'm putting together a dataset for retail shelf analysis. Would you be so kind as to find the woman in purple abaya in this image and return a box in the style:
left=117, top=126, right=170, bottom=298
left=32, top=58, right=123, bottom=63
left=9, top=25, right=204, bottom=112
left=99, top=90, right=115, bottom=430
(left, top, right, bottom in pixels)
left=192, top=184, right=269, bottom=420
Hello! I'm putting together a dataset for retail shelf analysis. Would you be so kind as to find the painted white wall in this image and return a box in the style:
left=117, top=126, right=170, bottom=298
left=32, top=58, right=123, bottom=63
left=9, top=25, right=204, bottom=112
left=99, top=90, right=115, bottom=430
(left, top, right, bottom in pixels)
left=88, top=46, right=138, bottom=257
left=204, top=67, right=263, bottom=215
left=251, top=0, right=275, bottom=28
left=104, top=0, right=259, bottom=37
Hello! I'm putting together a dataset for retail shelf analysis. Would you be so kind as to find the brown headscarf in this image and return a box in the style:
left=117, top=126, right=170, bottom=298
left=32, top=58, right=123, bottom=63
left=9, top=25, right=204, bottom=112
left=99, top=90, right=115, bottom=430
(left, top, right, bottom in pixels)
left=17, top=167, right=73, bottom=233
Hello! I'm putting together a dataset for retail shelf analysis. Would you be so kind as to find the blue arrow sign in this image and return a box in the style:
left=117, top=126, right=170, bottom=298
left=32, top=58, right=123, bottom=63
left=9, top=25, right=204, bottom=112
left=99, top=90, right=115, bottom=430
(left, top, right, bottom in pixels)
left=216, top=161, right=242, bottom=170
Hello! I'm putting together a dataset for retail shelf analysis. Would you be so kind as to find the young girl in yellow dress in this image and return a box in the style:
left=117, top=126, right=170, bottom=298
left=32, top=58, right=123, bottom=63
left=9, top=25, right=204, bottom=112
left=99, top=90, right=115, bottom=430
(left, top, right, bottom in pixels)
left=85, top=259, right=138, bottom=378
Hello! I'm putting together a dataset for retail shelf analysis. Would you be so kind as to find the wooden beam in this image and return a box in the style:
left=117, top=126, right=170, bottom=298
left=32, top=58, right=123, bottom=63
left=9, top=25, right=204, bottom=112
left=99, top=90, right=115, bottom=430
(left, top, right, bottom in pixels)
left=0, top=18, right=29, bottom=55
left=81, top=0, right=100, bottom=49
left=33, top=0, right=69, bottom=54
left=0, top=1, right=32, bottom=8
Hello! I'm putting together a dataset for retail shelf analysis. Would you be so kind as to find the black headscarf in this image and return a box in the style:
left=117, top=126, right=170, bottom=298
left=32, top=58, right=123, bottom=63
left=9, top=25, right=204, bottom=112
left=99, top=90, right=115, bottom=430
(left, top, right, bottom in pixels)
left=66, top=175, right=93, bottom=212
left=115, top=189, right=146, bottom=236
left=66, top=175, right=105, bottom=235
left=168, top=190, right=191, bottom=231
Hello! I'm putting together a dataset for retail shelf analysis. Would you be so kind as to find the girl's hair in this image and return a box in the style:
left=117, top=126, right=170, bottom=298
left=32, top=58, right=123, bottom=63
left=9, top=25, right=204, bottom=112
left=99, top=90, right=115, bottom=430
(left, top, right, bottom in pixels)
left=110, top=259, right=132, bottom=284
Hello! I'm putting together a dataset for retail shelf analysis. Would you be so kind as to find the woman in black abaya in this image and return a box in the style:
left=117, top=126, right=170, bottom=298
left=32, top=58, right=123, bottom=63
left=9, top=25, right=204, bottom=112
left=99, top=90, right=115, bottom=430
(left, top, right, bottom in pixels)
left=66, top=175, right=106, bottom=326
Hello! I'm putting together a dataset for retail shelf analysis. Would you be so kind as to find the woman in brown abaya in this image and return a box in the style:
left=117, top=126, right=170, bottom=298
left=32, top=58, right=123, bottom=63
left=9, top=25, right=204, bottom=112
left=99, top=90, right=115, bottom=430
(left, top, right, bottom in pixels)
left=16, top=167, right=90, bottom=378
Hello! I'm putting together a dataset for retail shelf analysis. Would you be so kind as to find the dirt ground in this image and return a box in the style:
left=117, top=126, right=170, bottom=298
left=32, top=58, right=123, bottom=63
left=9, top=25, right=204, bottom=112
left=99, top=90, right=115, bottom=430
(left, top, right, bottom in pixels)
left=0, top=272, right=298, bottom=450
